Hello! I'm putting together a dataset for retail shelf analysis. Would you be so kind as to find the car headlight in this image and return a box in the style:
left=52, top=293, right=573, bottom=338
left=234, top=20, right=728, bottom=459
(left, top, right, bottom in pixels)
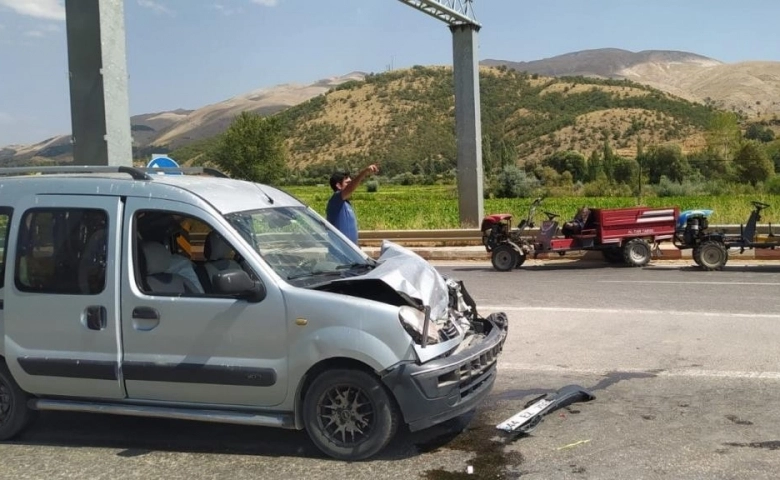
left=399, top=305, right=440, bottom=345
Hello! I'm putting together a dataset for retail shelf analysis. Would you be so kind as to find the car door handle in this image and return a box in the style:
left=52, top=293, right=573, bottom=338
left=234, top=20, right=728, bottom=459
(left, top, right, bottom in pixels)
left=132, top=306, right=160, bottom=331
left=85, top=306, right=107, bottom=331
left=132, top=307, right=160, bottom=320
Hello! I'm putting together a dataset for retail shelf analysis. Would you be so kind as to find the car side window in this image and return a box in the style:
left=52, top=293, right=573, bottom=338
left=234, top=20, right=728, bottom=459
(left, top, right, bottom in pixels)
left=134, top=210, right=255, bottom=297
left=0, top=207, right=12, bottom=289
left=14, top=208, right=108, bottom=295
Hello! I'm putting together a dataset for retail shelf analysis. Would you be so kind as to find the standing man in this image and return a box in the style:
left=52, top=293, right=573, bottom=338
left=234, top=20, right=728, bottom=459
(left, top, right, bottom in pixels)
left=326, top=164, right=379, bottom=244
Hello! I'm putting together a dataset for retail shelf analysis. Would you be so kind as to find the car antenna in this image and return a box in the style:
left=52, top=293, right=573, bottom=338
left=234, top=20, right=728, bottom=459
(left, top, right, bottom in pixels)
left=255, top=184, right=274, bottom=204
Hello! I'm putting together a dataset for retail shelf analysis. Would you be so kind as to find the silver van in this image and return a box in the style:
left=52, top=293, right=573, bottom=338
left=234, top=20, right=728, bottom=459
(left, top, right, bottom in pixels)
left=0, top=166, right=508, bottom=460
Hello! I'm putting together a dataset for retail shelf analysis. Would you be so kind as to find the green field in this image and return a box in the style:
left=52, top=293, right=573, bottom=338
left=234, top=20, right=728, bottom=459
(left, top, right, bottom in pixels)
left=282, top=185, right=780, bottom=230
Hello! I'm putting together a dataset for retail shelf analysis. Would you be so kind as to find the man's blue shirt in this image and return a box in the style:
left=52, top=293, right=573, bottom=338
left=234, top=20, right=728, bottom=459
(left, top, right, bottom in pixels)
left=326, top=191, right=358, bottom=244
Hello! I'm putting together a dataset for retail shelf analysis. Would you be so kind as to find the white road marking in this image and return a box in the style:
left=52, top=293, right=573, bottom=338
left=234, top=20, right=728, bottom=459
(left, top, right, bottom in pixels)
left=498, top=363, right=780, bottom=380
left=479, top=305, right=780, bottom=319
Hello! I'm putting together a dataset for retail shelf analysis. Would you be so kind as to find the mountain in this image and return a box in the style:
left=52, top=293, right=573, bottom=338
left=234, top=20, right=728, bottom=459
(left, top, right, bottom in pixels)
left=483, top=48, right=780, bottom=119
left=482, top=48, right=721, bottom=79
left=169, top=65, right=717, bottom=178
left=4, top=49, right=780, bottom=169
left=0, top=72, right=365, bottom=165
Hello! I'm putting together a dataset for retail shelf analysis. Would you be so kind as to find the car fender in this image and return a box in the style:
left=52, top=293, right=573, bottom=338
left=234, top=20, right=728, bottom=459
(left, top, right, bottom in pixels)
left=288, top=326, right=413, bottom=378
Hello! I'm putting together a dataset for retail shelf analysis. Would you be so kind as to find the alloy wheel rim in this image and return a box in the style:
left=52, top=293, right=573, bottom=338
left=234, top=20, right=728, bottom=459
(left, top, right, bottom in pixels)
left=317, top=384, right=375, bottom=447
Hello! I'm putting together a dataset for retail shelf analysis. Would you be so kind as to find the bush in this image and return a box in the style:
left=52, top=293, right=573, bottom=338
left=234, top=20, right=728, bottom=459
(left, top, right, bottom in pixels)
left=765, top=176, right=780, bottom=194
left=366, top=180, right=379, bottom=193
left=652, top=176, right=708, bottom=197
left=492, top=165, right=540, bottom=198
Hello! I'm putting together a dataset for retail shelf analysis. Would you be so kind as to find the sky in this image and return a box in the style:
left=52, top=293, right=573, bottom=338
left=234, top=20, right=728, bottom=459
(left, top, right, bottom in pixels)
left=1, top=0, right=780, bottom=147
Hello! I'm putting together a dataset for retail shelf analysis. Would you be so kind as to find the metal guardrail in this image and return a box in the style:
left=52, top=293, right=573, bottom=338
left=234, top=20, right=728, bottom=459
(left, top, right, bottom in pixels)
left=188, top=224, right=778, bottom=247
left=358, top=225, right=779, bottom=247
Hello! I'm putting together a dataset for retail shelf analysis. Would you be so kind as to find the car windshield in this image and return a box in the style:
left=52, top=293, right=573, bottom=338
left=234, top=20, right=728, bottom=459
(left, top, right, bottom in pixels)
left=224, top=206, right=374, bottom=286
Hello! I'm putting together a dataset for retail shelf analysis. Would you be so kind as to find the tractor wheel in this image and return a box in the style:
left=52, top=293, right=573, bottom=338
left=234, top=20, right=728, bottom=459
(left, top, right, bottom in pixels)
left=602, top=247, right=624, bottom=264
left=515, top=253, right=527, bottom=268
left=622, top=239, right=651, bottom=267
left=491, top=245, right=519, bottom=272
left=697, top=240, right=728, bottom=271
left=692, top=247, right=703, bottom=267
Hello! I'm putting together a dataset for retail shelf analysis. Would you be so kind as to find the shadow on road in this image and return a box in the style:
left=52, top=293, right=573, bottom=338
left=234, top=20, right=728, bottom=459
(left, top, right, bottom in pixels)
left=9, top=409, right=482, bottom=462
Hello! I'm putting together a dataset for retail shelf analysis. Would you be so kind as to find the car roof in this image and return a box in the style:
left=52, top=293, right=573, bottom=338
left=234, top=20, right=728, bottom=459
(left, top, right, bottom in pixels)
left=0, top=166, right=305, bottom=214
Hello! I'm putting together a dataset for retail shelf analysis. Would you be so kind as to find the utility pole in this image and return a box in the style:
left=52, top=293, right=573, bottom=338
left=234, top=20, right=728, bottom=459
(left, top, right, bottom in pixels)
left=395, top=0, right=484, bottom=227
left=64, top=0, right=132, bottom=167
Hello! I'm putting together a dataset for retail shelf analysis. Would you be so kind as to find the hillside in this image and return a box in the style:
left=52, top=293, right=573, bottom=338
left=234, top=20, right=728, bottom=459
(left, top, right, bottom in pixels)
left=5, top=48, right=778, bottom=171
left=172, top=65, right=716, bottom=178
left=0, top=73, right=365, bottom=166
left=484, top=49, right=780, bottom=119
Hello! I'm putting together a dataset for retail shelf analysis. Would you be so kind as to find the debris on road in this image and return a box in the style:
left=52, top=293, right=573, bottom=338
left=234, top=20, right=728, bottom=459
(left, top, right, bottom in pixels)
left=496, top=384, right=595, bottom=434
left=557, top=439, right=592, bottom=450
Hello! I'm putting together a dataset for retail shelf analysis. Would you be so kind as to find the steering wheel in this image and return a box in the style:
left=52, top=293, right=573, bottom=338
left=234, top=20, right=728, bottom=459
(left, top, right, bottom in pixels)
left=543, top=211, right=560, bottom=221
left=752, top=201, right=771, bottom=210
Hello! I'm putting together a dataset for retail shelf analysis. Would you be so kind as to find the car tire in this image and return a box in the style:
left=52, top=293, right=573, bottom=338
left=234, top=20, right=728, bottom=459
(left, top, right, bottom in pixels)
left=0, top=360, right=35, bottom=441
left=303, top=369, right=399, bottom=461
left=697, top=240, right=728, bottom=271
left=622, top=238, right=651, bottom=267
left=491, top=245, right=518, bottom=272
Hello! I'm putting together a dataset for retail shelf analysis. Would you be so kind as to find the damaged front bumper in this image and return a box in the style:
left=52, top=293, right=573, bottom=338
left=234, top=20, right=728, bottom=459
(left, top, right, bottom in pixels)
left=381, top=312, right=509, bottom=432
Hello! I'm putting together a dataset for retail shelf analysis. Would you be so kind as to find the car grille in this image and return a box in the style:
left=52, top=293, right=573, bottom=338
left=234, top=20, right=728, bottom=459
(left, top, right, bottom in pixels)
left=458, top=343, right=502, bottom=398
left=436, top=340, right=503, bottom=399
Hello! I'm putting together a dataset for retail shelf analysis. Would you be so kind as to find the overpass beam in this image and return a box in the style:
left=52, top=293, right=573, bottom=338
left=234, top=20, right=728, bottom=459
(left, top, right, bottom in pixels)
left=65, top=0, right=132, bottom=166
left=450, top=23, right=483, bottom=227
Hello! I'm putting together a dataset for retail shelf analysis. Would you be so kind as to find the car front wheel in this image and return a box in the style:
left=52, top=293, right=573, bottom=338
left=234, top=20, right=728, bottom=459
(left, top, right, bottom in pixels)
left=303, top=369, right=399, bottom=461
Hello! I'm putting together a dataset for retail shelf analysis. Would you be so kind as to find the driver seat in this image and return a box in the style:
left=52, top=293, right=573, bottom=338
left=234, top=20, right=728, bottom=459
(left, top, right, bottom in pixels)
left=199, top=231, right=241, bottom=292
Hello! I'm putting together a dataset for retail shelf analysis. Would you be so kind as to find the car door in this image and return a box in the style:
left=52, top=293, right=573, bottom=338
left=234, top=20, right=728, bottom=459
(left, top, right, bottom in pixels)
left=120, top=198, right=289, bottom=407
left=4, top=194, right=125, bottom=399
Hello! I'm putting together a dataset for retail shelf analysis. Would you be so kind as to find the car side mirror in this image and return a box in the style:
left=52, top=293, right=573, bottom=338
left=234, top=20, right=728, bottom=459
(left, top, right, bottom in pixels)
left=212, top=270, right=267, bottom=303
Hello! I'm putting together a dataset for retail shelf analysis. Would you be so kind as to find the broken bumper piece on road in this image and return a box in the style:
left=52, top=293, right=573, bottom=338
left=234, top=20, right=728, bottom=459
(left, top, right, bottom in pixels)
left=496, top=384, right=595, bottom=434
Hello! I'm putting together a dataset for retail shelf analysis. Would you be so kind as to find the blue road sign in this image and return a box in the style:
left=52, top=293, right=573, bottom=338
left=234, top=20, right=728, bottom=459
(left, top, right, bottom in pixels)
left=147, top=156, right=181, bottom=174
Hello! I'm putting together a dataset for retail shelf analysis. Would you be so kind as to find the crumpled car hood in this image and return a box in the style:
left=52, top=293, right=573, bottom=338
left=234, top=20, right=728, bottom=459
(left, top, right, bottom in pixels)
left=315, top=240, right=450, bottom=318
left=345, top=240, right=449, bottom=318
left=315, top=240, right=480, bottom=363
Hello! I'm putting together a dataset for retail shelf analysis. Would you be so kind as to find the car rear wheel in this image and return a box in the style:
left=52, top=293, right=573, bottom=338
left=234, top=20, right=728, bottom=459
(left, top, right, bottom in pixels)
left=491, top=245, right=518, bottom=272
left=303, top=369, right=399, bottom=461
left=0, top=361, right=35, bottom=441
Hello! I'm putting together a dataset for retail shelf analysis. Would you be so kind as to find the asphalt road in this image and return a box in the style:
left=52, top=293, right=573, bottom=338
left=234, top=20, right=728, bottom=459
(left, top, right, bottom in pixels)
left=3, top=259, right=780, bottom=479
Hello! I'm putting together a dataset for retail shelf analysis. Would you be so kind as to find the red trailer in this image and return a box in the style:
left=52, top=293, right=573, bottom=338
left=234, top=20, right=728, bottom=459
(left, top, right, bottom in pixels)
left=481, top=198, right=679, bottom=271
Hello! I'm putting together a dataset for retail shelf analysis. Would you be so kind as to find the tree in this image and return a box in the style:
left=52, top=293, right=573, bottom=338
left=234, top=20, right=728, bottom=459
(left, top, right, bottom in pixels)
left=705, top=111, right=741, bottom=160
left=733, top=140, right=774, bottom=186
left=586, top=149, right=602, bottom=182
left=612, top=157, right=639, bottom=185
left=542, top=150, right=587, bottom=182
left=640, top=144, right=689, bottom=183
left=494, top=165, right=539, bottom=198
left=745, top=123, right=776, bottom=143
left=765, top=140, right=780, bottom=173
left=213, top=112, right=287, bottom=184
